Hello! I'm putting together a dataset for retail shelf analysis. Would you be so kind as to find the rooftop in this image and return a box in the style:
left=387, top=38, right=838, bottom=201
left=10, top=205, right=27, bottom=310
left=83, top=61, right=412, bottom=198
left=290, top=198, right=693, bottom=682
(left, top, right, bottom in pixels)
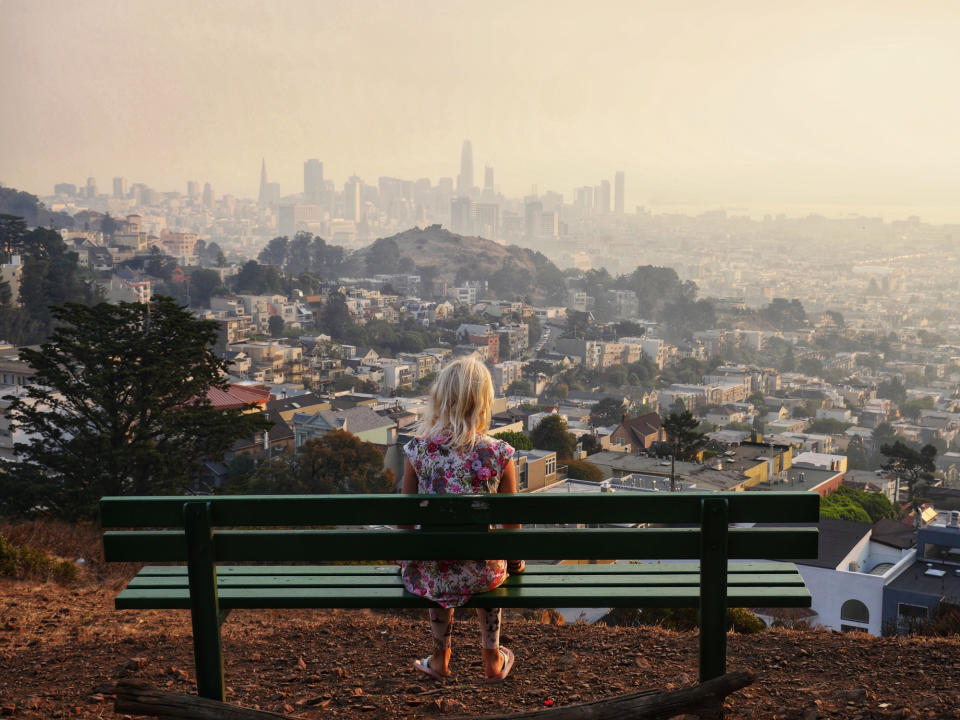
left=871, top=518, right=917, bottom=550
left=886, top=559, right=960, bottom=595
left=748, top=466, right=840, bottom=493
left=761, top=516, right=872, bottom=570
left=205, top=383, right=271, bottom=410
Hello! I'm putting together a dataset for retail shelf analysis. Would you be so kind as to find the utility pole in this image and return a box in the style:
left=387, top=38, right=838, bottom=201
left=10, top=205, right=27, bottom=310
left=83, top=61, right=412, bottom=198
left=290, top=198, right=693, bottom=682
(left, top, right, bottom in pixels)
left=670, top=450, right=677, bottom=492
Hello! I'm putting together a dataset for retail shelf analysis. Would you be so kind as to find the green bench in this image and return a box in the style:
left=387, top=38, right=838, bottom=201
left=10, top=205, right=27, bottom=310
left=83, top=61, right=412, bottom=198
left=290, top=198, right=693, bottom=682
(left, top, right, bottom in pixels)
left=100, top=492, right=819, bottom=701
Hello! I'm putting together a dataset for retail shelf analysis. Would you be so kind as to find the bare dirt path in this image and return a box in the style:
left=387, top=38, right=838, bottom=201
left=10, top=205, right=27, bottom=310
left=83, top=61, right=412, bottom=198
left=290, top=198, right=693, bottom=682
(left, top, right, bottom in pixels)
left=2, top=579, right=959, bottom=719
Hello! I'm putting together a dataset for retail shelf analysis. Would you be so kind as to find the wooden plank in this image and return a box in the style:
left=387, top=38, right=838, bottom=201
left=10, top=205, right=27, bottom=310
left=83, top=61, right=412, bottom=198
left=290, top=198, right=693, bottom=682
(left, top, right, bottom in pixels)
left=125, top=571, right=804, bottom=591
left=99, top=492, right=820, bottom=528
left=134, top=560, right=801, bottom=577
left=727, top=527, right=818, bottom=559
left=136, top=564, right=399, bottom=576
left=103, top=527, right=818, bottom=562
left=103, top=531, right=187, bottom=562
left=115, top=584, right=811, bottom=610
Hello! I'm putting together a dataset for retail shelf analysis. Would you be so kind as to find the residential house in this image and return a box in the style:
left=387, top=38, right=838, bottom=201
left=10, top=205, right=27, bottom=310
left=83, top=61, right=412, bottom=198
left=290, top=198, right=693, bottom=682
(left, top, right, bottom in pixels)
left=102, top=268, right=151, bottom=304
left=205, top=383, right=271, bottom=413
left=0, top=352, right=34, bottom=389
left=609, top=412, right=665, bottom=454
left=228, top=341, right=305, bottom=384
left=267, top=392, right=332, bottom=424
left=225, top=409, right=295, bottom=463
left=515, top=449, right=562, bottom=492
left=291, top=405, right=397, bottom=448
left=768, top=517, right=915, bottom=636
left=381, top=361, right=415, bottom=390
left=491, top=361, right=523, bottom=395
left=884, top=512, right=960, bottom=633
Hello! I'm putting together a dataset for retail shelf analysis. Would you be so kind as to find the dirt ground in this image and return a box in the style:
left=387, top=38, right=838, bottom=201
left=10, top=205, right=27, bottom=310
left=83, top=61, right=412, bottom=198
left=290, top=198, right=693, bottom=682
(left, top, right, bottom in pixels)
left=2, top=578, right=960, bottom=720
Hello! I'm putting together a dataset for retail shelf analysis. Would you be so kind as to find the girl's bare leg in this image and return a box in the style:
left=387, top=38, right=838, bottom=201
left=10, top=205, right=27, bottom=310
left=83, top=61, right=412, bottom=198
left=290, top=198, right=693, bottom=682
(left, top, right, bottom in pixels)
left=427, top=608, right=454, bottom=674
left=477, top=607, right=504, bottom=677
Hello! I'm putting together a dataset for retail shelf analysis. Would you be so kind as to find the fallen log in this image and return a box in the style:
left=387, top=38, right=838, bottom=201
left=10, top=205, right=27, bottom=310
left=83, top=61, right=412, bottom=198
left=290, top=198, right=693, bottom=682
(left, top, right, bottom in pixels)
left=114, top=671, right=755, bottom=720
left=465, top=671, right=757, bottom=720
left=114, top=681, right=305, bottom=720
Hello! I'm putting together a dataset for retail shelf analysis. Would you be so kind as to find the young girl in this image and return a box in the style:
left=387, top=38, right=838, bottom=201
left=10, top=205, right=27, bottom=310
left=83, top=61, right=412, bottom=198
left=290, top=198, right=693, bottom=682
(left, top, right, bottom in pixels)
left=401, top=355, right=522, bottom=684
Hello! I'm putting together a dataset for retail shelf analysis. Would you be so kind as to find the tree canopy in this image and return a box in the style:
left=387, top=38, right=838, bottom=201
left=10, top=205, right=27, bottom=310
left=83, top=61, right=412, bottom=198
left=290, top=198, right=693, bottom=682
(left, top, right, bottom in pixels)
left=2, top=227, right=95, bottom=344
left=0, top=188, right=74, bottom=230
left=241, top=431, right=394, bottom=494
left=820, top=485, right=895, bottom=524
left=662, top=409, right=707, bottom=461
left=881, top=441, right=937, bottom=504
left=258, top=232, right=347, bottom=278
left=491, top=430, right=533, bottom=451
left=530, top=414, right=576, bottom=459
left=589, top=397, right=626, bottom=427
left=0, top=297, right=270, bottom=519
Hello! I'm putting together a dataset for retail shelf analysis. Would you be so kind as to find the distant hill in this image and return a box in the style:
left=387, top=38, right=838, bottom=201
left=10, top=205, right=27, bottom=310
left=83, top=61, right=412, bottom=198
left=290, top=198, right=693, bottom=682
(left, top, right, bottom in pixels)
left=357, top=226, right=567, bottom=304
left=0, top=187, right=74, bottom=229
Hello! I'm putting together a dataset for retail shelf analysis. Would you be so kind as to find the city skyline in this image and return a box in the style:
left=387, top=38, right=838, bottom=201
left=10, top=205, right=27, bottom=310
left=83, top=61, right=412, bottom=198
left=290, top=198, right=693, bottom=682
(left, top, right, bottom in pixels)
left=3, top=1, right=960, bottom=222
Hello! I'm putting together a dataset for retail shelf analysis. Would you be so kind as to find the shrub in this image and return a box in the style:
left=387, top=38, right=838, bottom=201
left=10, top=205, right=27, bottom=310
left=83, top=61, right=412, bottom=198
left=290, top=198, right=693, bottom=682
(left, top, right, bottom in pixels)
left=0, top=536, right=17, bottom=576
left=52, top=560, right=79, bottom=584
left=564, top=459, right=605, bottom=483
left=0, top=533, right=78, bottom=584
left=600, top=605, right=765, bottom=633
left=491, top=430, right=533, bottom=451
left=727, top=607, right=766, bottom=634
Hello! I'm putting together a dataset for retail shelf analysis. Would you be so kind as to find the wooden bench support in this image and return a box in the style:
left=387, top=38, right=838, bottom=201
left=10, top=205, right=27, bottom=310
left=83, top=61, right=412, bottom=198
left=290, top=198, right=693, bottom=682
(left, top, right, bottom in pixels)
left=699, top=497, right=729, bottom=682
left=114, top=672, right=757, bottom=720
left=184, top=502, right=225, bottom=702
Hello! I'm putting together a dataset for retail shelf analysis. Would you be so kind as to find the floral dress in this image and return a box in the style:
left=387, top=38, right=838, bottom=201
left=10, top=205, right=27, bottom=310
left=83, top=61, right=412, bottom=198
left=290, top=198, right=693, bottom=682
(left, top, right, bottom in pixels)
left=401, top=434, right=515, bottom=608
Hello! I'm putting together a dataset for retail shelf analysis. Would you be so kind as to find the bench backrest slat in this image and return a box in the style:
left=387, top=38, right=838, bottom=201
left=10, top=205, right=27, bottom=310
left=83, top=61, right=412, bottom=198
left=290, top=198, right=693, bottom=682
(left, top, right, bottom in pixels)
left=100, top=492, right=820, bottom=528
left=103, top=526, right=818, bottom=562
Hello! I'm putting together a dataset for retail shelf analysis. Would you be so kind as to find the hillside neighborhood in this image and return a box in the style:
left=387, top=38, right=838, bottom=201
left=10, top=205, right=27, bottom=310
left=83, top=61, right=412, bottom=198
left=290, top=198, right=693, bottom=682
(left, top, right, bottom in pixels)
left=2, top=204, right=960, bottom=642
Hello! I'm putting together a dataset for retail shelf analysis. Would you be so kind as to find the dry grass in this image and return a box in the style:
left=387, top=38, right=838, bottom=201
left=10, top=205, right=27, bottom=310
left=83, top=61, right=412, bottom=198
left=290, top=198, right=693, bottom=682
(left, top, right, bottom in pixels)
left=0, top=517, right=140, bottom=583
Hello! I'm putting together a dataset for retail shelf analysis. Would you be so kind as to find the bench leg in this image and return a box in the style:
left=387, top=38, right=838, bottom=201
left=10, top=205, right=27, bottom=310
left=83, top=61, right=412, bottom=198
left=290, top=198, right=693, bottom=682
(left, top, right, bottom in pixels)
left=699, top=498, right=729, bottom=683
left=184, top=502, right=225, bottom=701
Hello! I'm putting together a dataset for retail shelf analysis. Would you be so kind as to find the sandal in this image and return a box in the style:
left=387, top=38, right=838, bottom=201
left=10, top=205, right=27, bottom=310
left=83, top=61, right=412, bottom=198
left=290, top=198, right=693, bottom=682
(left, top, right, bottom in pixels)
left=484, top=646, right=515, bottom=684
left=414, top=655, right=447, bottom=683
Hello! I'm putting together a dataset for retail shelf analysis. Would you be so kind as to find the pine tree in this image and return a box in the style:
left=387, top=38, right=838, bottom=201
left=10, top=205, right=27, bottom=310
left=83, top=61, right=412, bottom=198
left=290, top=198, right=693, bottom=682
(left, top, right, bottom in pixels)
left=2, top=297, right=270, bottom=519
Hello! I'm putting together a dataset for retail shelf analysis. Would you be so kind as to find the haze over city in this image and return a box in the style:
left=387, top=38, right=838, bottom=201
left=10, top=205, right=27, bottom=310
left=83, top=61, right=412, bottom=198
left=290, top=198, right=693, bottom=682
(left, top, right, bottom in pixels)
left=3, top=0, right=960, bottom=222
left=8, top=1, right=960, bottom=715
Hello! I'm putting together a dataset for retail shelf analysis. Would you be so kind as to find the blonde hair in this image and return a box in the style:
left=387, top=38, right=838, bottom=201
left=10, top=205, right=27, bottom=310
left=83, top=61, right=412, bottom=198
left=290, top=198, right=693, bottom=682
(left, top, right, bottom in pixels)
left=417, top=355, right=494, bottom=451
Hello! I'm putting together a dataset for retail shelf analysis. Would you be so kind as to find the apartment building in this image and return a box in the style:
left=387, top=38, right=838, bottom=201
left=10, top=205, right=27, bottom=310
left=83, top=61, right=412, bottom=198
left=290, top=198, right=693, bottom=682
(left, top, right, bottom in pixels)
left=491, top=361, right=523, bottom=394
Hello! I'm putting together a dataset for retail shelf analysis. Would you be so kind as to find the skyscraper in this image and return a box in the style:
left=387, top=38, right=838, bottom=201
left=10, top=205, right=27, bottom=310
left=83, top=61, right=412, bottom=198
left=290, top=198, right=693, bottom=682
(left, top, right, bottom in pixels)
left=343, top=176, right=362, bottom=221
left=304, top=159, right=324, bottom=204
left=484, top=166, right=494, bottom=192
left=258, top=158, right=269, bottom=207
left=457, top=140, right=474, bottom=196
left=575, top=186, right=594, bottom=216
left=614, top=171, right=625, bottom=215
left=524, top=200, right=543, bottom=240
left=203, top=182, right=214, bottom=208
left=187, top=181, right=199, bottom=200
left=600, top=180, right=611, bottom=214
left=450, top=197, right=476, bottom=235
left=112, top=177, right=126, bottom=199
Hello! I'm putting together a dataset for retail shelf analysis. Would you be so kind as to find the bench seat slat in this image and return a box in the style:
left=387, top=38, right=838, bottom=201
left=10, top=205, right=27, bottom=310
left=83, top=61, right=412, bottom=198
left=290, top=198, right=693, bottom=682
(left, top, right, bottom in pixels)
left=104, top=527, right=818, bottom=562
left=125, top=571, right=805, bottom=590
left=100, top=492, right=821, bottom=528
left=115, top=584, right=811, bottom=610
left=134, top=560, right=801, bottom=576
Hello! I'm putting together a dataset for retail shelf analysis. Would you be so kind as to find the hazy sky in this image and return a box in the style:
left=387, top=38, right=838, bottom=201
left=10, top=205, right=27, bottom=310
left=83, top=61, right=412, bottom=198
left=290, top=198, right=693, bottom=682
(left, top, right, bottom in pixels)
left=2, top=0, right=959, bottom=216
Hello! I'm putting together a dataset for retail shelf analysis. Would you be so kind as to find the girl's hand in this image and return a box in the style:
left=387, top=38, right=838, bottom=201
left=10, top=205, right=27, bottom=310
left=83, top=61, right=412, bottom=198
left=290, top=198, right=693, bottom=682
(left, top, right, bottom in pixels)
left=507, top=559, right=525, bottom=574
